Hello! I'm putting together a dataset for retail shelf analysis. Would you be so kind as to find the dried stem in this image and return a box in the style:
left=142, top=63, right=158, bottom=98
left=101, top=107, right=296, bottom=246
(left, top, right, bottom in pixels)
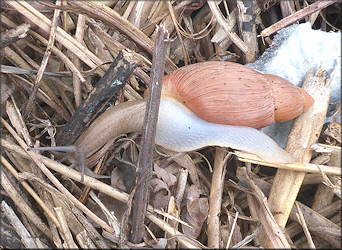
left=294, top=202, right=316, bottom=249
left=236, top=0, right=259, bottom=63
left=262, top=67, right=332, bottom=247
left=260, top=0, right=338, bottom=37
left=208, top=1, right=248, bottom=54
left=73, top=14, right=86, bottom=107
left=0, top=23, right=30, bottom=48
left=23, top=1, right=61, bottom=119
left=167, top=0, right=189, bottom=65
left=290, top=201, right=341, bottom=248
left=1, top=201, right=38, bottom=248
left=1, top=138, right=196, bottom=247
left=1, top=117, right=114, bottom=234
left=1, top=156, right=61, bottom=229
left=67, top=1, right=177, bottom=74
left=54, top=207, right=78, bottom=248
left=1, top=168, right=53, bottom=241
left=237, top=167, right=291, bottom=248
left=56, top=51, right=136, bottom=145
left=131, top=25, right=169, bottom=244
left=207, top=147, right=227, bottom=248
left=235, top=151, right=340, bottom=175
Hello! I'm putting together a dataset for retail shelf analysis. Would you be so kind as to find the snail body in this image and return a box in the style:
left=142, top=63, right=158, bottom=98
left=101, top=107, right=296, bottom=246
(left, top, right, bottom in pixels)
left=156, top=97, right=295, bottom=163
left=68, top=62, right=314, bottom=168
left=73, top=97, right=295, bottom=165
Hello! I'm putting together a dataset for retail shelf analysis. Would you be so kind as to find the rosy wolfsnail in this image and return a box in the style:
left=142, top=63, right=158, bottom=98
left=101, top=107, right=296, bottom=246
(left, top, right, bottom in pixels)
left=31, top=61, right=314, bottom=177
left=73, top=61, right=313, bottom=164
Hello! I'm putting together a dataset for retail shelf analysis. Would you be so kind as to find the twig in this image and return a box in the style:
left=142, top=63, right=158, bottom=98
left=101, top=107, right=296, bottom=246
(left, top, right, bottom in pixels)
left=207, top=1, right=248, bottom=54
left=1, top=201, right=38, bottom=249
left=232, top=227, right=260, bottom=248
left=294, top=202, right=316, bottom=249
left=226, top=211, right=239, bottom=249
left=140, top=1, right=192, bottom=31
left=89, top=190, right=120, bottom=237
left=66, top=1, right=177, bottom=74
left=237, top=167, right=291, bottom=248
left=290, top=201, right=341, bottom=248
left=2, top=138, right=196, bottom=247
left=71, top=207, right=110, bottom=249
left=131, top=25, right=169, bottom=244
left=23, top=0, right=61, bottom=119
left=28, top=30, right=87, bottom=89
left=167, top=0, right=189, bottom=65
left=1, top=168, right=53, bottom=241
left=145, top=213, right=199, bottom=249
left=73, top=14, right=86, bottom=107
left=0, top=65, right=72, bottom=77
left=87, top=20, right=152, bottom=69
left=262, top=67, right=332, bottom=248
left=1, top=156, right=61, bottom=229
left=0, top=23, right=30, bottom=49
left=54, top=207, right=78, bottom=248
left=235, top=151, right=341, bottom=175
left=207, top=147, right=227, bottom=248
left=76, top=230, right=97, bottom=249
left=236, top=0, right=259, bottom=63
left=260, top=0, right=338, bottom=37
left=5, top=1, right=104, bottom=71
left=56, top=51, right=136, bottom=145
left=1, top=117, right=114, bottom=234
left=286, top=200, right=341, bottom=247
left=8, top=74, right=70, bottom=121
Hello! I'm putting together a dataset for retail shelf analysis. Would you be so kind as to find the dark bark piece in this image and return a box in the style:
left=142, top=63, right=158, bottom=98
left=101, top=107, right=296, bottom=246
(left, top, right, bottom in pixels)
left=56, top=51, right=137, bottom=146
left=237, top=0, right=259, bottom=63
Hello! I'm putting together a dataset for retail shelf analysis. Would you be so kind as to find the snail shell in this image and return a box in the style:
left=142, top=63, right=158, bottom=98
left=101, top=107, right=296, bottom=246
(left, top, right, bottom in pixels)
left=162, top=61, right=314, bottom=129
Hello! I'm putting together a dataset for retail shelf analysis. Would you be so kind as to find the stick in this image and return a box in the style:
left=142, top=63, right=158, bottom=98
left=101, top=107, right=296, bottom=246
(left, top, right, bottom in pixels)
left=56, top=51, right=136, bottom=145
left=262, top=67, right=332, bottom=247
left=207, top=148, right=227, bottom=248
left=1, top=23, right=30, bottom=48
left=236, top=0, right=259, bottom=63
left=1, top=117, right=114, bottom=234
left=2, top=138, right=197, bottom=248
left=260, top=0, right=338, bottom=37
left=23, top=1, right=61, bottom=119
left=131, top=25, right=169, bottom=244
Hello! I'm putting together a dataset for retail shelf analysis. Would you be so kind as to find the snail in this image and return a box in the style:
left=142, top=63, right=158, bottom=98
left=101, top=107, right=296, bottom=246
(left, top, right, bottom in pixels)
left=31, top=61, right=314, bottom=178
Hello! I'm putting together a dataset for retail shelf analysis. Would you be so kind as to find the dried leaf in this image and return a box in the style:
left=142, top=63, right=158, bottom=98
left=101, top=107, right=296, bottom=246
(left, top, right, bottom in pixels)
left=90, top=193, right=127, bottom=225
left=220, top=212, right=243, bottom=248
left=154, top=163, right=177, bottom=187
left=110, top=150, right=137, bottom=193
left=110, top=167, right=128, bottom=193
left=146, top=238, right=168, bottom=249
left=149, top=178, right=171, bottom=209
left=182, top=185, right=209, bottom=239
